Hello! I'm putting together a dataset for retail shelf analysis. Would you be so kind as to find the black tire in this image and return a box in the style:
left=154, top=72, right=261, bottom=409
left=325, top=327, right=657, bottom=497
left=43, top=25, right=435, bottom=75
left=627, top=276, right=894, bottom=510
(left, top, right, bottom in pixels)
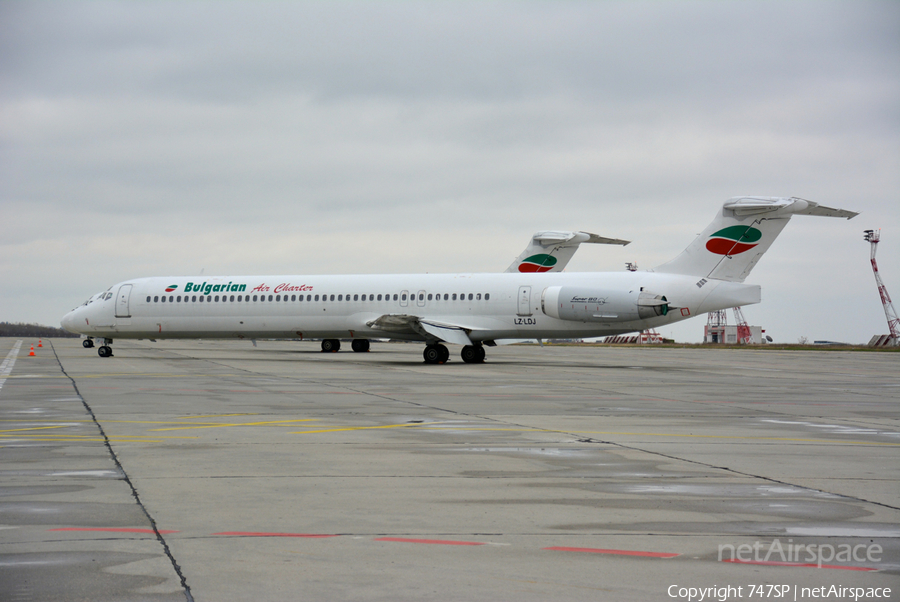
left=82, top=339, right=94, bottom=348
left=423, top=345, right=442, bottom=364
left=351, top=339, right=370, bottom=352
left=461, top=345, right=479, bottom=363
left=437, top=344, right=450, bottom=363
left=321, top=339, right=340, bottom=353
left=476, top=345, right=486, bottom=363
left=98, top=346, right=112, bottom=358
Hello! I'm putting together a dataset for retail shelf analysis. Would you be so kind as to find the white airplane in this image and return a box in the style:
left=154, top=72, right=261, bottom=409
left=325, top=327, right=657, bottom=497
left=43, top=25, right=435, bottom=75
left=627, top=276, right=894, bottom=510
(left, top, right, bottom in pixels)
left=61, top=197, right=856, bottom=364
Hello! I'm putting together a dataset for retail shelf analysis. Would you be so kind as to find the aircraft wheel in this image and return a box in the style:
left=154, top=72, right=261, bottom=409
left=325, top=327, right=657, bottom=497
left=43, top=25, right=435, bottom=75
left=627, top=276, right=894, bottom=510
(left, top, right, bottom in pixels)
left=423, top=344, right=442, bottom=364
left=461, top=345, right=483, bottom=363
left=321, top=339, right=341, bottom=353
left=97, top=346, right=112, bottom=358
left=437, top=344, right=450, bottom=363
left=82, top=339, right=94, bottom=348
left=476, top=345, right=486, bottom=362
left=351, top=339, right=370, bottom=352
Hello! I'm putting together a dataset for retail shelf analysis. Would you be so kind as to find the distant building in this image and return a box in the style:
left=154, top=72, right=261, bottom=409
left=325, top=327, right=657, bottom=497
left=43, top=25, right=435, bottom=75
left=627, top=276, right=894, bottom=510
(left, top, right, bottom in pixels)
left=704, top=324, right=763, bottom=344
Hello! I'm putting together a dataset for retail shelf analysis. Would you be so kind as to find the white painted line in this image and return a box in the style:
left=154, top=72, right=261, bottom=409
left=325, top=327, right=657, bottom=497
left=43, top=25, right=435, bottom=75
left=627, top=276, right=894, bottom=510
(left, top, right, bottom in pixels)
left=0, top=340, right=23, bottom=393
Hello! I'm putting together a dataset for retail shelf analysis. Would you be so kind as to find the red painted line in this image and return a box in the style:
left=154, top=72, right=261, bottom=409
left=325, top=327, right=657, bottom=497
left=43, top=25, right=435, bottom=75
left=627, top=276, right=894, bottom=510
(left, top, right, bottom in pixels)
left=722, top=559, right=876, bottom=571
left=48, top=527, right=179, bottom=534
left=543, top=546, right=679, bottom=558
left=375, top=537, right=486, bottom=546
left=213, top=531, right=339, bottom=538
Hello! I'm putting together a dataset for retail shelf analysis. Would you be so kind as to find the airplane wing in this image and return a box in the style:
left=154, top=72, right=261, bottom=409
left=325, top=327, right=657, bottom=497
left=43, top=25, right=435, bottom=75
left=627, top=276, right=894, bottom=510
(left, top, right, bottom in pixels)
left=366, top=314, right=483, bottom=346
left=505, top=231, right=630, bottom=273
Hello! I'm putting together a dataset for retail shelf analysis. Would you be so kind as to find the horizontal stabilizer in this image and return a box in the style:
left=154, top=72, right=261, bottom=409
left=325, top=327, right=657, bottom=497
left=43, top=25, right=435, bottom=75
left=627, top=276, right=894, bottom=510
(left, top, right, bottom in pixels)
left=723, top=197, right=858, bottom=219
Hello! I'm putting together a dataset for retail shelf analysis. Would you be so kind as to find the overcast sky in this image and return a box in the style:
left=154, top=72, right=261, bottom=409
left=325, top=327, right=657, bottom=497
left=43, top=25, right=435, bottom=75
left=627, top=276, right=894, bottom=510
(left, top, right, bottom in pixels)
left=2, top=1, right=898, bottom=343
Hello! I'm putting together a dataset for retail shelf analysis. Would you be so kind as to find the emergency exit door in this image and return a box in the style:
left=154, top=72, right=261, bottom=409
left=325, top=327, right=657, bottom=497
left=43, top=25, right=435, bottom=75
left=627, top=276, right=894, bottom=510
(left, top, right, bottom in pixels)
left=517, top=286, right=532, bottom=316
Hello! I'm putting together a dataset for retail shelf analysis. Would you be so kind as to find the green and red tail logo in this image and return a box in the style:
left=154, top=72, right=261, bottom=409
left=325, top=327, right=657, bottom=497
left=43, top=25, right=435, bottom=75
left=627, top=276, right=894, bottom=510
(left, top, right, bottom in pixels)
left=165, top=284, right=178, bottom=292
left=518, top=254, right=558, bottom=273
left=706, top=226, right=762, bottom=255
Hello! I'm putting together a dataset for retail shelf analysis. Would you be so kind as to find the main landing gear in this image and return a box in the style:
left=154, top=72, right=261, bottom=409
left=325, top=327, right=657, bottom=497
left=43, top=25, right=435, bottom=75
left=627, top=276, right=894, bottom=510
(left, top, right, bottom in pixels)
left=351, top=339, right=370, bottom=353
left=423, top=343, right=486, bottom=364
left=460, top=344, right=486, bottom=364
left=82, top=338, right=94, bottom=348
left=423, top=343, right=450, bottom=364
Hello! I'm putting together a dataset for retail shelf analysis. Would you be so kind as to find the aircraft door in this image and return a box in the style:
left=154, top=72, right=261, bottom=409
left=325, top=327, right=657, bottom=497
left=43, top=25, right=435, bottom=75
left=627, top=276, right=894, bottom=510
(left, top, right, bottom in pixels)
left=517, top=286, right=532, bottom=316
left=115, top=284, right=133, bottom=318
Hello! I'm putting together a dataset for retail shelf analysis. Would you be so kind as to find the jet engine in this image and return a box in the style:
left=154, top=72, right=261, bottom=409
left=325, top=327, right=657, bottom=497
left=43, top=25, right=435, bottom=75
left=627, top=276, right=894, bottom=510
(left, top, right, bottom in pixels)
left=541, top=286, right=669, bottom=323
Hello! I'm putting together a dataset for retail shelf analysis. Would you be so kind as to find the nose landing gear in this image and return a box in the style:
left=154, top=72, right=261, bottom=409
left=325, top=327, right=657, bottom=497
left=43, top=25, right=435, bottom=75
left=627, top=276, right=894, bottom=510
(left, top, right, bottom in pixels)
left=96, top=338, right=113, bottom=357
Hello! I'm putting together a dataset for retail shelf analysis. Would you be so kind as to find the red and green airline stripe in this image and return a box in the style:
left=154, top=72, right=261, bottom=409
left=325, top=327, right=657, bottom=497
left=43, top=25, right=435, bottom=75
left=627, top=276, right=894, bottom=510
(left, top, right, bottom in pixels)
left=518, top=254, right=558, bottom=273
left=705, top=226, right=762, bottom=255
left=165, top=284, right=179, bottom=292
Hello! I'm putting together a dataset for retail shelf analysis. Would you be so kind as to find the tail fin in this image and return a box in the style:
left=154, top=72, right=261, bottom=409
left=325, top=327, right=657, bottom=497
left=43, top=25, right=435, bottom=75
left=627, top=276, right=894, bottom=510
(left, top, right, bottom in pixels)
left=506, top=231, right=630, bottom=273
left=654, top=197, right=857, bottom=282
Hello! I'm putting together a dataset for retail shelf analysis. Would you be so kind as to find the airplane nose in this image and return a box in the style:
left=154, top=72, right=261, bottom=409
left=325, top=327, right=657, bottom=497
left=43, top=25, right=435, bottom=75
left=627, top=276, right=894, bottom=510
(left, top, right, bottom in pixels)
left=61, top=310, right=77, bottom=333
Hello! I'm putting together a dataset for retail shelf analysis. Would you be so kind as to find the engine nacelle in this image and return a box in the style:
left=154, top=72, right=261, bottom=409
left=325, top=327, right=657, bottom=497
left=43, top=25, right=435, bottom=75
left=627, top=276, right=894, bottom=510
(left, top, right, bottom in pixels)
left=541, top=286, right=669, bottom=323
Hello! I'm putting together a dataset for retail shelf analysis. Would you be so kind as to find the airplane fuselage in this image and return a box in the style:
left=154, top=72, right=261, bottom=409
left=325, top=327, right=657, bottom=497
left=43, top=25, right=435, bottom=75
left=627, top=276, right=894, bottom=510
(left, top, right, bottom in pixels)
left=62, top=271, right=760, bottom=343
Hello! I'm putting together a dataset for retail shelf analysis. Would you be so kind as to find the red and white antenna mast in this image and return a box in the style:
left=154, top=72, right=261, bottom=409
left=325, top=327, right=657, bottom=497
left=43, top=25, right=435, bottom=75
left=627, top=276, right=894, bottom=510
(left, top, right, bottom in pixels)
left=864, top=229, right=899, bottom=346
left=732, top=306, right=752, bottom=344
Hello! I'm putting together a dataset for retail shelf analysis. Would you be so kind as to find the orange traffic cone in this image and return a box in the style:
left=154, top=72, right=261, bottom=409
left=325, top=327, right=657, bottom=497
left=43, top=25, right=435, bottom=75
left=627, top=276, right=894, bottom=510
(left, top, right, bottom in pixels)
left=29, top=345, right=35, bottom=356
left=38, top=340, right=43, bottom=347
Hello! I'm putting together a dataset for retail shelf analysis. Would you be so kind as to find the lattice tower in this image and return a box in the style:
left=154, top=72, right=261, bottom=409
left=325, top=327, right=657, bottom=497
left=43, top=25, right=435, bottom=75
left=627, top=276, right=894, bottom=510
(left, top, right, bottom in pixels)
left=864, top=229, right=900, bottom=346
